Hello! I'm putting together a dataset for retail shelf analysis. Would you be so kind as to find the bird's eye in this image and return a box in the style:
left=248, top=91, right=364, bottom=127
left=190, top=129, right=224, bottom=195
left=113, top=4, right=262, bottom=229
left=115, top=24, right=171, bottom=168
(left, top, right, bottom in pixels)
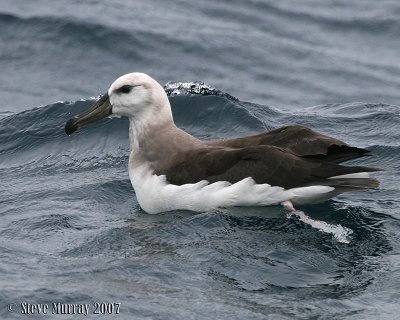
left=118, top=85, right=133, bottom=94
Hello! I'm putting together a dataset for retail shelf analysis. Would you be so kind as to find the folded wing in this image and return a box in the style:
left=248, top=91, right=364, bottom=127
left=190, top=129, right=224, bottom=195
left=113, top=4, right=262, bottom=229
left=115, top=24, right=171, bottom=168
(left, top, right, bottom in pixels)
left=208, top=125, right=369, bottom=163
left=156, top=144, right=380, bottom=189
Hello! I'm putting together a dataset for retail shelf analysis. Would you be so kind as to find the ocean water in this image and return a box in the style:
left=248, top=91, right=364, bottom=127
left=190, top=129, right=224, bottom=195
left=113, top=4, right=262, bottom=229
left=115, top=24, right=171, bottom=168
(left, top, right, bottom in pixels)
left=1, top=1, right=400, bottom=319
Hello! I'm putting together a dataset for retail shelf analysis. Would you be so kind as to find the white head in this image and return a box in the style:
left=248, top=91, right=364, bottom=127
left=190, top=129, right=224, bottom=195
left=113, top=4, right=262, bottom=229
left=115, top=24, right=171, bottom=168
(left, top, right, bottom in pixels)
left=108, top=73, right=171, bottom=120
left=65, top=72, right=173, bottom=135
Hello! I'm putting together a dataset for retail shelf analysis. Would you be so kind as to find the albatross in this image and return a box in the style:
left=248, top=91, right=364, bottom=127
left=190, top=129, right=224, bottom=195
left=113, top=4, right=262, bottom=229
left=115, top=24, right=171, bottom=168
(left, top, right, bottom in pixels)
left=65, top=73, right=381, bottom=214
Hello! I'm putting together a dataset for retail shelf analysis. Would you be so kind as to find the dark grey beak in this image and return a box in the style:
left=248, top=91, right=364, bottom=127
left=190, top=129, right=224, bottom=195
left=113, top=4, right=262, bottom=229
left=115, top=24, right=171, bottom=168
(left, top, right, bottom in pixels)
left=65, top=93, right=112, bottom=135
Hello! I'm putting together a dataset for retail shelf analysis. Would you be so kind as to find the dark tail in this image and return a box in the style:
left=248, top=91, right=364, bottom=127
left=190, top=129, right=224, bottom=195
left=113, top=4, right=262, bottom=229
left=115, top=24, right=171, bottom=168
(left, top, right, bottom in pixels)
left=304, top=145, right=371, bottom=163
left=324, top=177, right=380, bottom=191
left=311, top=162, right=383, bottom=191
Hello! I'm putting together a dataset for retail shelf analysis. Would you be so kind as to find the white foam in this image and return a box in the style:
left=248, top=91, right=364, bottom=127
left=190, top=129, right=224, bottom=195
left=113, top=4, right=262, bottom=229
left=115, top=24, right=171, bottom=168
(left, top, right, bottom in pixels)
left=287, top=210, right=353, bottom=243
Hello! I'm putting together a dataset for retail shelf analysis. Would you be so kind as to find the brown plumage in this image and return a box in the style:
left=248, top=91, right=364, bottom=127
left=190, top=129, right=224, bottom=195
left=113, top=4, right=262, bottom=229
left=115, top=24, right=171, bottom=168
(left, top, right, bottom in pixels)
left=156, top=125, right=381, bottom=190
left=208, top=125, right=369, bottom=163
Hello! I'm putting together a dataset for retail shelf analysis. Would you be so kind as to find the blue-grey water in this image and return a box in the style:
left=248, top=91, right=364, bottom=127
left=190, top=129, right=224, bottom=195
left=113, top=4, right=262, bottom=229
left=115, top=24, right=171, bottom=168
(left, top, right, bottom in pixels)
left=1, top=1, right=399, bottom=319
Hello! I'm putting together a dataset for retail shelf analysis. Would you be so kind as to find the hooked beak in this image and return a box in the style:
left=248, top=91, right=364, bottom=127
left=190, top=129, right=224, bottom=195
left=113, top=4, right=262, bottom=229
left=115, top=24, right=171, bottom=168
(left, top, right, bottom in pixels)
left=65, top=93, right=112, bottom=135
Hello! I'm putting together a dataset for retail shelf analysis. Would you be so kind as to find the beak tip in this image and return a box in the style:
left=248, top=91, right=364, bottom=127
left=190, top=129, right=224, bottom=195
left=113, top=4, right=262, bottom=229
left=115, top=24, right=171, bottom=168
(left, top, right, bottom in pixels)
left=65, top=118, right=78, bottom=135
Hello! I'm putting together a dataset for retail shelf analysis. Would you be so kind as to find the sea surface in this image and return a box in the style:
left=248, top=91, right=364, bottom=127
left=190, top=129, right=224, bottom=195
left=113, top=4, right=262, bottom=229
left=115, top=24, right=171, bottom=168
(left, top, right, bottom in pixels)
left=1, top=1, right=400, bottom=319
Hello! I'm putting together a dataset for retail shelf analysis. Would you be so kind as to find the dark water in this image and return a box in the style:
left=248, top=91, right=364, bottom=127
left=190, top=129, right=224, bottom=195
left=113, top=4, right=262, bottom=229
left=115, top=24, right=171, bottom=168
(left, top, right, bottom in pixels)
left=1, top=1, right=400, bottom=319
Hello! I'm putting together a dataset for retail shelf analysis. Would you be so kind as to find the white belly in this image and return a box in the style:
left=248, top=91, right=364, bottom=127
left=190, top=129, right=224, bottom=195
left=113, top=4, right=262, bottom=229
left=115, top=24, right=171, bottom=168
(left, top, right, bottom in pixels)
left=129, top=164, right=335, bottom=214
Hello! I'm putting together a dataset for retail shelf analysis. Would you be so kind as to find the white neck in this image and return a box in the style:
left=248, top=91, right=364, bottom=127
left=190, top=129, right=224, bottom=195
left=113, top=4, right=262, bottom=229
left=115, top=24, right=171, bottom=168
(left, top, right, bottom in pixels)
left=128, top=102, right=203, bottom=170
left=128, top=102, right=174, bottom=145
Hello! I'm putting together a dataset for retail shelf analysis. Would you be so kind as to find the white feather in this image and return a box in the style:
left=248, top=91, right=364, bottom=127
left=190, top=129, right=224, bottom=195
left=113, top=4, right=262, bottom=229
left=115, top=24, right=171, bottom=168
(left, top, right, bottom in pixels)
left=329, top=172, right=370, bottom=179
left=129, top=164, right=335, bottom=214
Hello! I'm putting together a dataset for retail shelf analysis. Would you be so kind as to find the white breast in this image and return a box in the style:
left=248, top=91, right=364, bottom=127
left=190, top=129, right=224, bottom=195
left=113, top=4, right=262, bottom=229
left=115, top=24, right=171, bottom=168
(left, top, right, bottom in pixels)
left=128, top=164, right=335, bottom=214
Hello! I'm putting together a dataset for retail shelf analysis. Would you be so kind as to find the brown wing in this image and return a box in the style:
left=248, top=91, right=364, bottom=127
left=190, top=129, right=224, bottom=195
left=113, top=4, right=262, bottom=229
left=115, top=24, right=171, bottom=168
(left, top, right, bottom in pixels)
left=207, top=125, right=369, bottom=163
left=156, top=145, right=379, bottom=188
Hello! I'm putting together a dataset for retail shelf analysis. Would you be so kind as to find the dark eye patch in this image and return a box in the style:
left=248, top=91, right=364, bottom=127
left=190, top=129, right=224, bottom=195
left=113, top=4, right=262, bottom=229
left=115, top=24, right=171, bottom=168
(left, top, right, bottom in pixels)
left=117, top=85, right=133, bottom=94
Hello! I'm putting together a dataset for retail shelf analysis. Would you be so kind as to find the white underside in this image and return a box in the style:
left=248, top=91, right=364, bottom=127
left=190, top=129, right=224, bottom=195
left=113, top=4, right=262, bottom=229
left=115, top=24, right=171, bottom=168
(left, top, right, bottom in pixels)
left=329, top=172, right=370, bottom=179
left=129, top=164, right=340, bottom=214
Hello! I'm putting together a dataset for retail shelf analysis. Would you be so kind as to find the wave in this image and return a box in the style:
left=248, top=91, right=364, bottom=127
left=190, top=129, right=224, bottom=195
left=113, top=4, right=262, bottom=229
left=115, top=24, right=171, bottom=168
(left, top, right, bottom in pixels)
left=0, top=85, right=263, bottom=171
left=254, top=2, right=400, bottom=34
left=0, top=12, right=149, bottom=61
left=0, top=12, right=211, bottom=64
left=0, top=83, right=398, bottom=174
